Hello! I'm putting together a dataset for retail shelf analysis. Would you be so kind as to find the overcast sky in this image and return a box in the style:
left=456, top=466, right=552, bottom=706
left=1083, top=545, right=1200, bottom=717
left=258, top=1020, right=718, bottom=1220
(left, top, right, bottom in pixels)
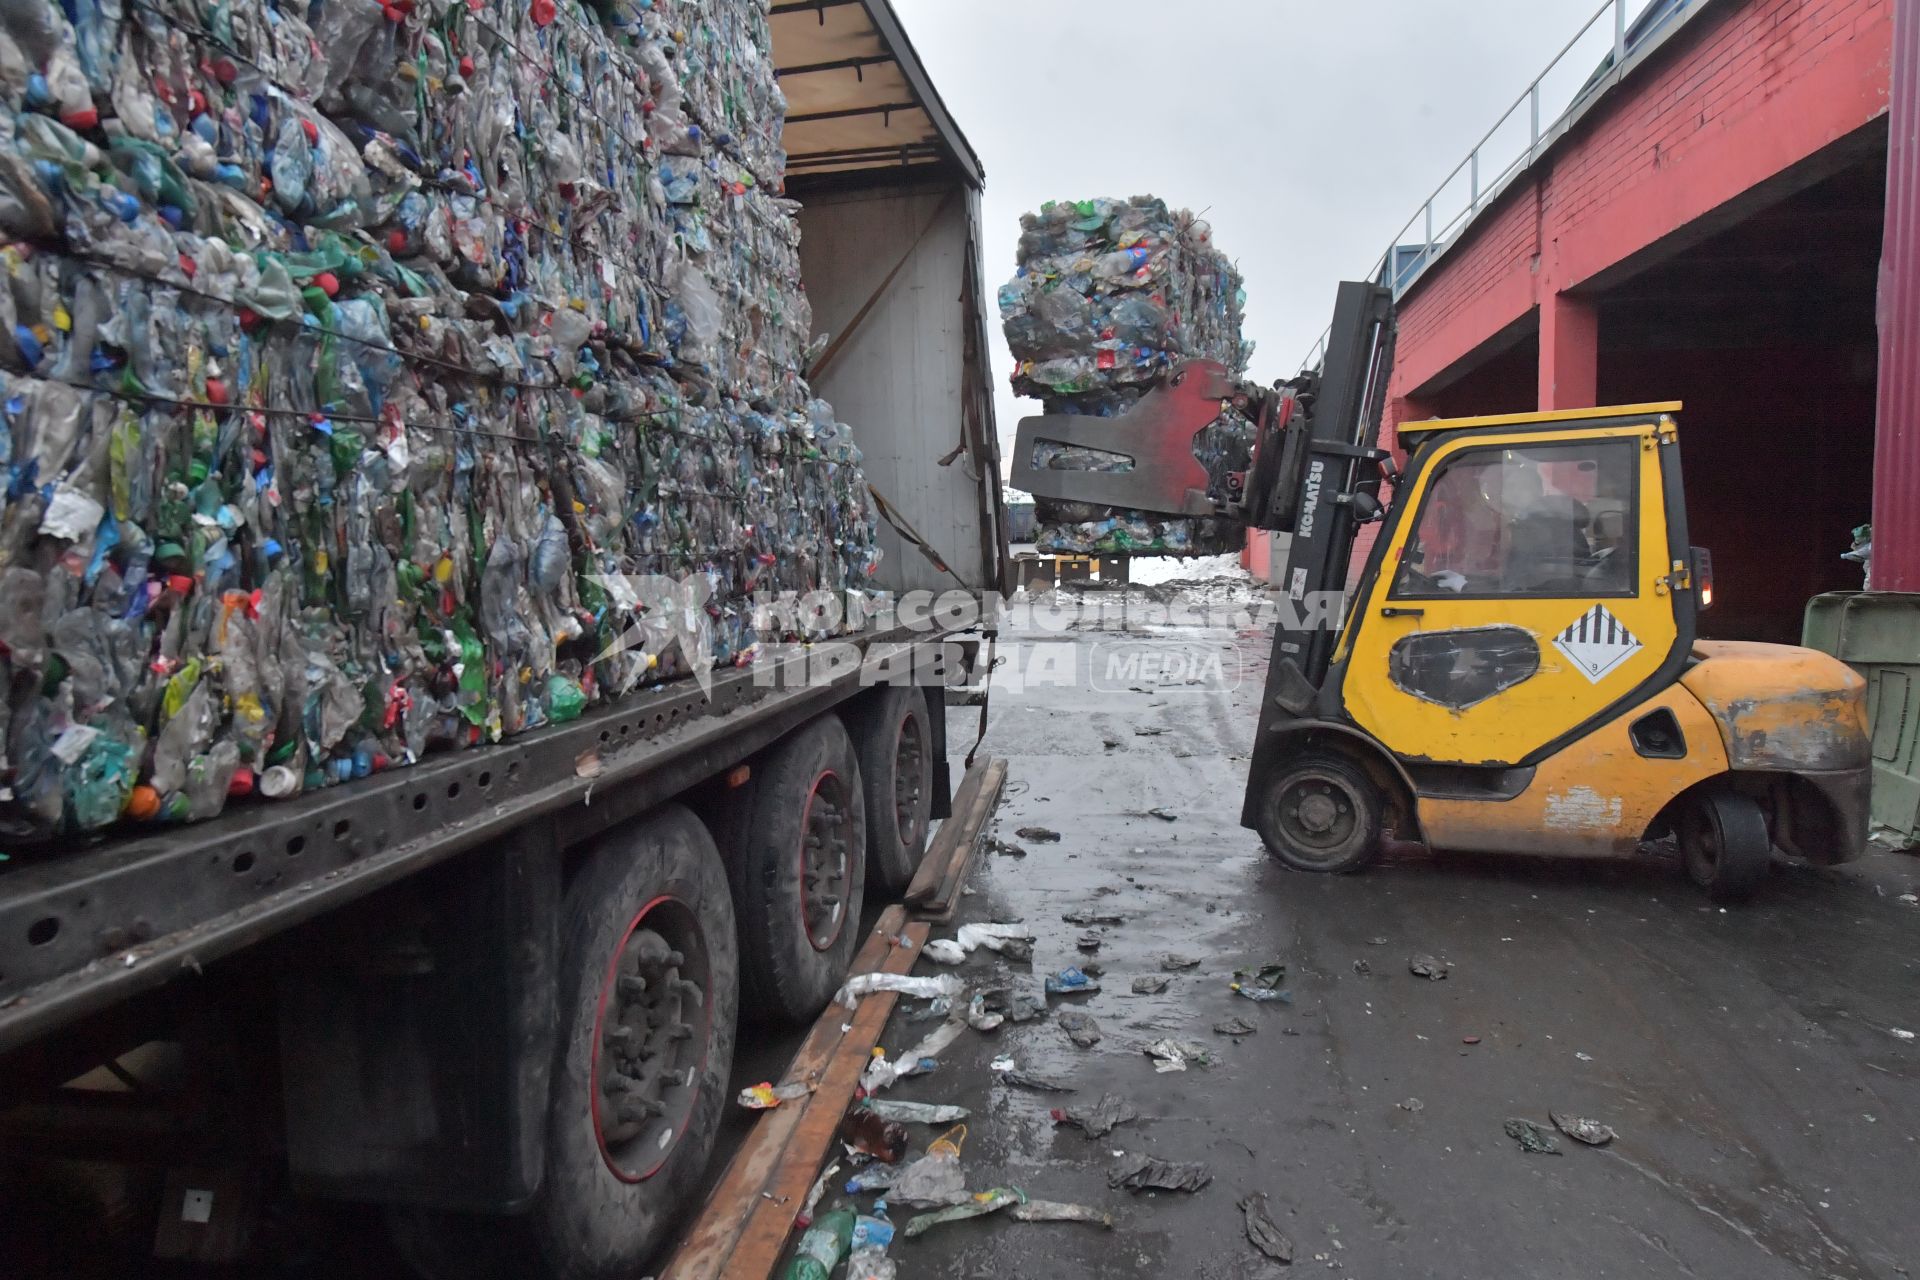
left=887, top=0, right=1648, bottom=463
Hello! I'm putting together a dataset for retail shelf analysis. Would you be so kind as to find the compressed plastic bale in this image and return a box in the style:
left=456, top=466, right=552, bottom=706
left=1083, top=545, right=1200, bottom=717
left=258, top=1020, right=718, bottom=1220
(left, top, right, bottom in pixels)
left=1001, top=195, right=1255, bottom=556
left=0, top=0, right=886, bottom=842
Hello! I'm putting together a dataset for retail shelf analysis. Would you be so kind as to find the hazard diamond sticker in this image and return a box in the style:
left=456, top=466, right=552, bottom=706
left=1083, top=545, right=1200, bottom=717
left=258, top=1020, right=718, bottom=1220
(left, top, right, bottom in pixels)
left=1553, top=604, right=1643, bottom=682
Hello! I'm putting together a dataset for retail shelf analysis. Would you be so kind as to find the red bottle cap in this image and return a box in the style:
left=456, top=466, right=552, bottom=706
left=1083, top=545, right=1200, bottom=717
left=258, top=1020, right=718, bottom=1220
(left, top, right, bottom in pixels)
left=60, top=106, right=99, bottom=130
left=460, top=55, right=475, bottom=77
left=530, top=0, right=556, bottom=25
left=228, top=767, right=256, bottom=797
left=387, top=229, right=408, bottom=252
left=205, top=377, right=227, bottom=405
left=301, top=118, right=319, bottom=145
left=313, top=271, right=340, bottom=297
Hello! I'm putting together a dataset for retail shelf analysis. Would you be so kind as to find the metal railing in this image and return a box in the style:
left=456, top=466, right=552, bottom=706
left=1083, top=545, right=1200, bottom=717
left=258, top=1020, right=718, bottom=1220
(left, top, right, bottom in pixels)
left=1300, top=0, right=1689, bottom=371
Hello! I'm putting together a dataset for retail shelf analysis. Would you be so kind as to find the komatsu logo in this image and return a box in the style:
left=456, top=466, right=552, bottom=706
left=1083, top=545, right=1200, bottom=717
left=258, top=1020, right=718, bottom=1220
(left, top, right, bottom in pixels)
left=1298, top=459, right=1326, bottom=538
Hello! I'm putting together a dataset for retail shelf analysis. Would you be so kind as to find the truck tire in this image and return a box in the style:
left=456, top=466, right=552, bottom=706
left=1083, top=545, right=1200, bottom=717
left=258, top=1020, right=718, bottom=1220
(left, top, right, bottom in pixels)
left=539, top=803, right=739, bottom=1279
left=1254, top=754, right=1383, bottom=874
left=1679, top=788, right=1772, bottom=903
left=388, top=806, right=737, bottom=1280
left=727, top=715, right=868, bottom=1025
left=849, top=687, right=934, bottom=896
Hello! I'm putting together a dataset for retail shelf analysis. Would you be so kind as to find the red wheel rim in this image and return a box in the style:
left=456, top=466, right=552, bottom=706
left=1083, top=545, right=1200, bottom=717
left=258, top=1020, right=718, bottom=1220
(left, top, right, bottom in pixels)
left=587, top=896, right=711, bottom=1183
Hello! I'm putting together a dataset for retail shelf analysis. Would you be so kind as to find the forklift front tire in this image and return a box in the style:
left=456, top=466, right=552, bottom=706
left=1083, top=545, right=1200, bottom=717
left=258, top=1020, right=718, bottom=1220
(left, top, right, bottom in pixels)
left=1679, top=788, right=1772, bottom=903
left=1255, top=755, right=1383, bottom=874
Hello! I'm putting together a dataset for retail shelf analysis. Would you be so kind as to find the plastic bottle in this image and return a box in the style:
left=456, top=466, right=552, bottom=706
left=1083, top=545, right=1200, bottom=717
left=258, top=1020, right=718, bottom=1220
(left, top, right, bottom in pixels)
left=840, top=1107, right=909, bottom=1164
left=846, top=1203, right=897, bottom=1280
left=779, top=1206, right=854, bottom=1280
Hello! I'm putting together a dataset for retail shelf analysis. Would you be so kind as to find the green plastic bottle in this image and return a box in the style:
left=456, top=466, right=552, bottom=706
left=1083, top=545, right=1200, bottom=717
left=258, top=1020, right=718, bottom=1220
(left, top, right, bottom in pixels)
left=781, top=1207, right=855, bottom=1280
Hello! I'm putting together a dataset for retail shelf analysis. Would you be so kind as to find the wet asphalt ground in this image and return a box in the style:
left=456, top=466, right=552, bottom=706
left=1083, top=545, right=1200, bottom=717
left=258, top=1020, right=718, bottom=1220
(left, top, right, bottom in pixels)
left=850, top=577, right=1920, bottom=1280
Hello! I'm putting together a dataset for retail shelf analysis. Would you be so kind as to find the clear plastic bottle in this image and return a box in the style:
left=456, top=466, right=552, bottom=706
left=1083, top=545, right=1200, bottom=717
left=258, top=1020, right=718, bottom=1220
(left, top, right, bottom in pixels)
left=846, top=1203, right=896, bottom=1280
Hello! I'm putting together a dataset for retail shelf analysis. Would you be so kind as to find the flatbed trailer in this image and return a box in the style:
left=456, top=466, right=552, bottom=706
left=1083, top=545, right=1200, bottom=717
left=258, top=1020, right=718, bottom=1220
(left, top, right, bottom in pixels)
left=0, top=4, right=1006, bottom=1275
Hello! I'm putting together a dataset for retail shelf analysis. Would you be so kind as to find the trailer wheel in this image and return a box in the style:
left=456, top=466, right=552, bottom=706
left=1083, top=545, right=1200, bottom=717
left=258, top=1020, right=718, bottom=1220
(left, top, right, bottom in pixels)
left=1255, top=755, right=1382, bottom=874
left=387, top=807, right=736, bottom=1280
left=850, top=687, right=934, bottom=896
left=1679, top=788, right=1772, bottom=903
left=728, top=715, right=868, bottom=1024
left=540, top=803, right=738, bottom=1279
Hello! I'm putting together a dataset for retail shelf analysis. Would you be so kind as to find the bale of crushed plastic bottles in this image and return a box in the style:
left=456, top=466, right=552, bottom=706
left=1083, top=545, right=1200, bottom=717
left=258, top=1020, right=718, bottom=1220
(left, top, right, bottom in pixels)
left=0, top=0, right=883, bottom=839
left=999, top=196, right=1253, bottom=556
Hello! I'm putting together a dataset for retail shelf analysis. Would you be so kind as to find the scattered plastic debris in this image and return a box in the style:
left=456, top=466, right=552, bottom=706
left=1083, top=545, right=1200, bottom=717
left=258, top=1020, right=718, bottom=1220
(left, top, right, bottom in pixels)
left=1046, top=967, right=1102, bottom=996
left=737, top=1081, right=813, bottom=1110
left=1052, top=1093, right=1140, bottom=1138
left=798, top=1160, right=844, bottom=1230
left=1462, top=1035, right=1482, bottom=1045
left=846, top=1205, right=896, bottom=1280
left=864, top=1020, right=966, bottom=1093
left=1057, top=1009, right=1103, bottom=1048
left=922, top=939, right=968, bottom=966
left=1503, top=1118, right=1562, bottom=1155
left=1892, top=1028, right=1916, bottom=1042
left=1352, top=959, right=1373, bottom=977
left=990, top=839, right=1030, bottom=858
left=1161, top=954, right=1202, bottom=971
left=1108, top=1154, right=1213, bottom=1193
left=1213, top=1016, right=1258, bottom=1037
left=991, top=1057, right=1075, bottom=1092
left=1077, top=933, right=1103, bottom=954
left=1010, top=1200, right=1115, bottom=1228
left=888, top=1126, right=971, bottom=1207
left=1409, top=955, right=1450, bottom=981
left=1144, top=1039, right=1211, bottom=1073
left=1131, top=975, right=1171, bottom=995
left=1016, top=827, right=1063, bottom=842
left=1062, top=910, right=1124, bottom=926
left=956, top=923, right=1037, bottom=956
left=1397, top=1098, right=1425, bottom=1113
left=784, top=1207, right=855, bottom=1280
left=1550, top=1112, right=1617, bottom=1146
left=864, top=1101, right=971, bottom=1125
left=1134, top=727, right=1168, bottom=737
left=902, top=1187, right=1026, bottom=1238
left=845, top=1166, right=899, bottom=1195
left=966, top=994, right=1005, bottom=1033
left=836, top=974, right=964, bottom=1009
left=841, top=1107, right=909, bottom=1163
left=1239, top=1193, right=1294, bottom=1263
left=1143, top=806, right=1180, bottom=821
left=978, top=989, right=1048, bottom=1025
left=1231, top=963, right=1292, bottom=1003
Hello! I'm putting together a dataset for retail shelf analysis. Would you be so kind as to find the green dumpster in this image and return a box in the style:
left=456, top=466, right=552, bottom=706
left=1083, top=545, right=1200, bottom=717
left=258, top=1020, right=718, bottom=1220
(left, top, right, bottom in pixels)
left=1803, top=592, right=1920, bottom=851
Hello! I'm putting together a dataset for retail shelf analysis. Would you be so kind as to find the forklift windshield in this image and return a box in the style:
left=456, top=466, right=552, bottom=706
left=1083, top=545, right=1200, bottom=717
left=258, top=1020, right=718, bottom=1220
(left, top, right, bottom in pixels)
left=1393, top=440, right=1637, bottom=598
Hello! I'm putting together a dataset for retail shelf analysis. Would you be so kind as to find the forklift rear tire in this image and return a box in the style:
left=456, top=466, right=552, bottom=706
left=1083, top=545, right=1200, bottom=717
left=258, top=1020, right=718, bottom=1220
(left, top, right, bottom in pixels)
left=1679, top=788, right=1772, bottom=903
left=1255, top=755, right=1383, bottom=874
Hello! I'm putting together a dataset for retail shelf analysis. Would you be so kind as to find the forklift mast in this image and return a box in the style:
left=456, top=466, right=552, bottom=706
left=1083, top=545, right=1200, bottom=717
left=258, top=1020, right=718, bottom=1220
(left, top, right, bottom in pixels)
left=1010, top=278, right=1398, bottom=667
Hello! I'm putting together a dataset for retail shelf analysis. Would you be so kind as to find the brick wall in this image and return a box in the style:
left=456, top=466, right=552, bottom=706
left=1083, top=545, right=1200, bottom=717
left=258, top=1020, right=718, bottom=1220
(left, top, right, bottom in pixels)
left=1390, top=0, right=1891, bottom=404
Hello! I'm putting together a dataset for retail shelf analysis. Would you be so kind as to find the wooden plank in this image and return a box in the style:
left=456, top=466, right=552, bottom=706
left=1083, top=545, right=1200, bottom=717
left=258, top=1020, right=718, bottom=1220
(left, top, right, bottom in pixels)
left=913, top=757, right=1007, bottom=922
left=660, top=909, right=925, bottom=1280
left=716, top=918, right=930, bottom=1278
left=903, top=758, right=987, bottom=907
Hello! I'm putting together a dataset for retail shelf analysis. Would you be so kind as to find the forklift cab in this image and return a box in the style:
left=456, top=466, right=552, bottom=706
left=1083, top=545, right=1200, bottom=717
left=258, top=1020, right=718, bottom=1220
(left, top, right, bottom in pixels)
left=1246, top=402, right=1872, bottom=902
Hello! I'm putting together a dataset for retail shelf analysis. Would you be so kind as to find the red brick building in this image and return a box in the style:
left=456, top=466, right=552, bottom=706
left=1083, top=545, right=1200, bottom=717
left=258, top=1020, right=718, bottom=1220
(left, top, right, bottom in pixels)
left=1378, top=0, right=1893, bottom=642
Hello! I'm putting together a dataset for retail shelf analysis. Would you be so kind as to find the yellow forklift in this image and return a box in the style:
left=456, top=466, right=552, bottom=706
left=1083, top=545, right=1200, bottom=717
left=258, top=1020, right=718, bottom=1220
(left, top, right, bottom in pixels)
left=1012, top=283, right=1870, bottom=900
